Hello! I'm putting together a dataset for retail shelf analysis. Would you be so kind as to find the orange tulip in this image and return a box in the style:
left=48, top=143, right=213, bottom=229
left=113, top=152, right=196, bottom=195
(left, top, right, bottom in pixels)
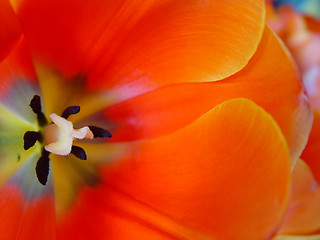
left=0, top=0, right=312, bottom=239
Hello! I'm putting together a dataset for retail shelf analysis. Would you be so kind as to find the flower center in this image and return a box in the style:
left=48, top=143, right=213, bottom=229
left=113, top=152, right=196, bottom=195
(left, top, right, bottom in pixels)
left=23, top=95, right=112, bottom=185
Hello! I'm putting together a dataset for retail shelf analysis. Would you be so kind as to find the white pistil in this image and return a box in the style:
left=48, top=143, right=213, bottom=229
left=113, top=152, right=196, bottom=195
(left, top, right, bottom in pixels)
left=44, top=113, right=93, bottom=155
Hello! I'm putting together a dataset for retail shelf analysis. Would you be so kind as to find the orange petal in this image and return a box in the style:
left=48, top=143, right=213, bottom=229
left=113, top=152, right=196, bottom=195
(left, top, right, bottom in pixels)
left=301, top=110, right=320, bottom=183
left=11, top=0, right=264, bottom=96
left=277, top=160, right=320, bottom=235
left=0, top=0, right=21, bottom=62
left=0, top=36, right=37, bottom=97
left=10, top=0, right=131, bottom=77
left=86, top=0, right=265, bottom=98
left=105, top=25, right=312, bottom=164
left=0, top=184, right=56, bottom=240
left=0, top=179, right=56, bottom=240
left=57, top=184, right=213, bottom=240
left=0, top=150, right=56, bottom=240
left=0, top=185, right=24, bottom=238
left=59, top=98, right=291, bottom=240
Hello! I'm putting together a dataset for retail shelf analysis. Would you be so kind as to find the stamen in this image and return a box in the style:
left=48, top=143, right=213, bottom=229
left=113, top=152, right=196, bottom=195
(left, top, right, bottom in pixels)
left=24, top=95, right=113, bottom=185
left=71, top=145, right=87, bottom=160
left=29, top=95, right=42, bottom=114
left=23, top=131, right=42, bottom=150
left=89, top=126, right=112, bottom=138
left=35, top=149, right=50, bottom=185
left=29, top=95, right=47, bottom=126
left=61, top=106, right=80, bottom=119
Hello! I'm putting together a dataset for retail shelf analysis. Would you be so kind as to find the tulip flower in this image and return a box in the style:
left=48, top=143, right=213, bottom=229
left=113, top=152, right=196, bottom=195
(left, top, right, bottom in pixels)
left=0, top=0, right=312, bottom=239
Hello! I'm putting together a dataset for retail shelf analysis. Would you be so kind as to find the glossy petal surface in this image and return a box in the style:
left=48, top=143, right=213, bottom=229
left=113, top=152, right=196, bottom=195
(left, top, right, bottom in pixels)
left=58, top=98, right=291, bottom=240
left=12, top=0, right=264, bottom=99
left=105, top=25, right=312, bottom=164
